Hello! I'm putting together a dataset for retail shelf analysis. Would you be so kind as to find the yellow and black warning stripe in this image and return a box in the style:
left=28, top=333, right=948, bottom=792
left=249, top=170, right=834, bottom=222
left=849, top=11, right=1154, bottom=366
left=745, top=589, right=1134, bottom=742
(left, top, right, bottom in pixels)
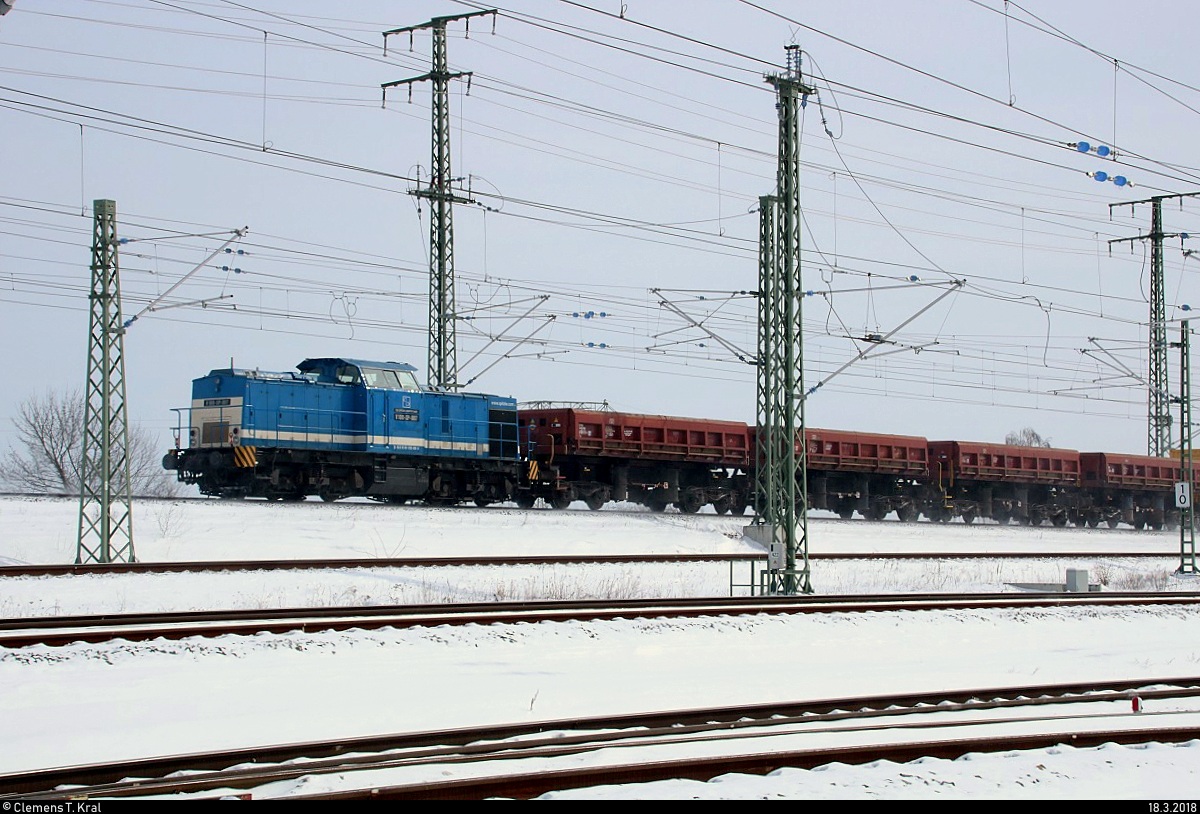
left=233, top=446, right=258, bottom=468
left=528, top=460, right=539, bottom=481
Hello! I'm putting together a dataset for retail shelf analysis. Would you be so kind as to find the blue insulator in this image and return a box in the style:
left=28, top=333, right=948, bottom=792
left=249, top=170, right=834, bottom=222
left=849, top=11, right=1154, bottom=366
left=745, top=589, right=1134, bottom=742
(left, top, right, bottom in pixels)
left=1184, top=304, right=1193, bottom=312
left=1093, top=171, right=1109, bottom=183
left=1076, top=141, right=1091, bottom=153
left=909, top=275, right=919, bottom=282
left=1113, top=176, right=1128, bottom=187
left=572, top=312, right=580, bottom=318
left=599, top=312, right=607, bottom=317
left=1096, top=145, right=1111, bottom=157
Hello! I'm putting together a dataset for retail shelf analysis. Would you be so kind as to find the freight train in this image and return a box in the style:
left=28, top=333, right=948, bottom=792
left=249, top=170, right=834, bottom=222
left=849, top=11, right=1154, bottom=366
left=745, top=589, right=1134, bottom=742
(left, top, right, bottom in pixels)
left=163, top=357, right=1192, bottom=530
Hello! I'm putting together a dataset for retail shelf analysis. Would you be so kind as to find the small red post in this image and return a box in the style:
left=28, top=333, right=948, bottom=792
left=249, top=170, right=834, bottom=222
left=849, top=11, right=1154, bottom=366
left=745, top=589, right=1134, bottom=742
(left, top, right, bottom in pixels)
left=1132, top=695, right=1142, bottom=713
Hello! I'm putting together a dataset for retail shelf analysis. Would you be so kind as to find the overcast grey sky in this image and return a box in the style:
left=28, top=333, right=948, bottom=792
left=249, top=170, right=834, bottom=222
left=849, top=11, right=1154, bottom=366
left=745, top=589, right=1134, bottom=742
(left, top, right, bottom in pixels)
left=1, top=0, right=1198, bottom=456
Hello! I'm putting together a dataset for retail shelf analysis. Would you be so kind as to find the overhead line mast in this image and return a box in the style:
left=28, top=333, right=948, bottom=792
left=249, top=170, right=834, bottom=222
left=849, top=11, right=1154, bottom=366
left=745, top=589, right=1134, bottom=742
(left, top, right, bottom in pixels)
left=382, top=10, right=496, bottom=391
left=77, top=199, right=135, bottom=564
left=754, top=46, right=814, bottom=596
left=1109, top=191, right=1200, bottom=457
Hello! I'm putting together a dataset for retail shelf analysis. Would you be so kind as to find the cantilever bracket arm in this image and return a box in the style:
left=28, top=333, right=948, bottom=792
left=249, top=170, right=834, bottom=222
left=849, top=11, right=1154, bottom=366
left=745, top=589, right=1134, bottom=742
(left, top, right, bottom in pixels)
left=801, top=280, right=963, bottom=403
left=122, top=227, right=248, bottom=330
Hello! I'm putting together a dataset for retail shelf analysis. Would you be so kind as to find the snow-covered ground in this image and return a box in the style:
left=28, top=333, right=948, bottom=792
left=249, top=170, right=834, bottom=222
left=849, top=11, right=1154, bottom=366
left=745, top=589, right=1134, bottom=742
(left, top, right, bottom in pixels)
left=1, top=495, right=1197, bottom=799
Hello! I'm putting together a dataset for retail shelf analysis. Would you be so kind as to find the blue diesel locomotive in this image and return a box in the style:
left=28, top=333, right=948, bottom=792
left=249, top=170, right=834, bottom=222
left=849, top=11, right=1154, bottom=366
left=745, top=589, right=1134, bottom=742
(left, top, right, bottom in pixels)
left=162, top=357, right=521, bottom=504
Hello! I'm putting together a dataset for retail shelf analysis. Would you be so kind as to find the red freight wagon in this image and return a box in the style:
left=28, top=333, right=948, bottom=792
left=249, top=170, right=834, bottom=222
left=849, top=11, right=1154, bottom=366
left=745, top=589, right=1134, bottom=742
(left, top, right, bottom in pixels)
left=928, top=441, right=1080, bottom=486
left=520, top=408, right=751, bottom=466
left=1079, top=452, right=1182, bottom=491
left=803, top=428, right=929, bottom=476
left=517, top=407, right=753, bottom=512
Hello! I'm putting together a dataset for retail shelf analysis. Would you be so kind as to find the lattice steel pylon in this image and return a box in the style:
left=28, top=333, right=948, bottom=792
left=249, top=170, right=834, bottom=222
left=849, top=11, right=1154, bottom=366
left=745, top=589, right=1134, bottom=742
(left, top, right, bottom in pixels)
left=76, top=198, right=135, bottom=564
left=383, top=10, right=495, bottom=390
left=1110, top=192, right=1200, bottom=457
left=1177, top=321, right=1197, bottom=575
left=754, top=47, right=814, bottom=595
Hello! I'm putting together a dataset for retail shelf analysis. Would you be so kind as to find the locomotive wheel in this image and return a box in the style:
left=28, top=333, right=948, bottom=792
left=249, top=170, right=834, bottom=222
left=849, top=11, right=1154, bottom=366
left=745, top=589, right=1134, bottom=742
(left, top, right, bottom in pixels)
left=473, top=496, right=493, bottom=508
left=516, top=494, right=537, bottom=510
left=585, top=492, right=605, bottom=511
left=550, top=495, right=572, bottom=510
left=319, top=491, right=342, bottom=503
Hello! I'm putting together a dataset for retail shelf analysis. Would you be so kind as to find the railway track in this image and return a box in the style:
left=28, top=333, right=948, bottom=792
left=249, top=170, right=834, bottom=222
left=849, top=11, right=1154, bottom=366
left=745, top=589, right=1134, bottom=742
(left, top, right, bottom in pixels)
left=2, top=591, right=1198, bottom=649
left=3, top=677, right=1197, bottom=800
left=0, top=550, right=1178, bottom=579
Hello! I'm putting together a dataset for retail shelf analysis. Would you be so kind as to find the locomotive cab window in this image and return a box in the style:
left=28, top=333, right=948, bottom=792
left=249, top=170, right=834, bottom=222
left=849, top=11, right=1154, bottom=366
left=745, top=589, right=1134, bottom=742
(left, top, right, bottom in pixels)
left=361, top=367, right=420, bottom=391
left=336, top=365, right=361, bottom=385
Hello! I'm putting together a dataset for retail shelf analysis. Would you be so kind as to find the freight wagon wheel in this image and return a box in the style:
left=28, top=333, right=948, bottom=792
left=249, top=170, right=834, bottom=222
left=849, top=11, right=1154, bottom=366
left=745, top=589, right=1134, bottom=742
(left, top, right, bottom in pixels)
left=961, top=510, right=976, bottom=525
left=550, top=495, right=573, bottom=510
left=867, top=502, right=890, bottom=521
left=896, top=505, right=918, bottom=523
left=712, top=496, right=732, bottom=515
left=992, top=510, right=1010, bottom=525
left=646, top=498, right=668, bottom=513
left=473, top=496, right=493, bottom=508
left=516, top=494, right=537, bottom=509
left=1051, top=514, right=1068, bottom=527
left=1086, top=516, right=1100, bottom=528
left=732, top=496, right=750, bottom=516
left=1106, top=517, right=1120, bottom=529
left=677, top=492, right=704, bottom=514
left=585, top=492, right=606, bottom=511
left=837, top=508, right=856, bottom=521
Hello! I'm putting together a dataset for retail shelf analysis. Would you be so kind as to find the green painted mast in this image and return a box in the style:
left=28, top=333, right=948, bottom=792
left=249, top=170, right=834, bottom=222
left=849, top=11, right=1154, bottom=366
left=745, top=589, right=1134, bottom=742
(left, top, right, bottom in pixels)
left=382, top=10, right=495, bottom=391
left=76, top=198, right=135, bottom=564
left=754, top=47, right=814, bottom=595
left=1177, top=321, right=1197, bottom=575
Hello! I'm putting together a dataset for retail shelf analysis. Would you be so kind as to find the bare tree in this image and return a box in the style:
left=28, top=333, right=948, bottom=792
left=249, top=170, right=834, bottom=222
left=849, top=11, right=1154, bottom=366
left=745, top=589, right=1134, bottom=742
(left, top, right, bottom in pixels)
left=0, top=389, right=178, bottom=497
left=1005, top=427, right=1052, bottom=448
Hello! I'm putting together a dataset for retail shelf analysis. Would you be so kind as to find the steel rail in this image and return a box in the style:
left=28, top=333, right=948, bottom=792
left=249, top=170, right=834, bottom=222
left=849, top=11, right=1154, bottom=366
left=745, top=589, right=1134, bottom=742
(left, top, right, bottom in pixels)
left=0, top=550, right=1178, bottom=579
left=284, top=725, right=1200, bottom=800
left=3, top=678, right=1197, bottom=799
left=1, top=592, right=1198, bottom=649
